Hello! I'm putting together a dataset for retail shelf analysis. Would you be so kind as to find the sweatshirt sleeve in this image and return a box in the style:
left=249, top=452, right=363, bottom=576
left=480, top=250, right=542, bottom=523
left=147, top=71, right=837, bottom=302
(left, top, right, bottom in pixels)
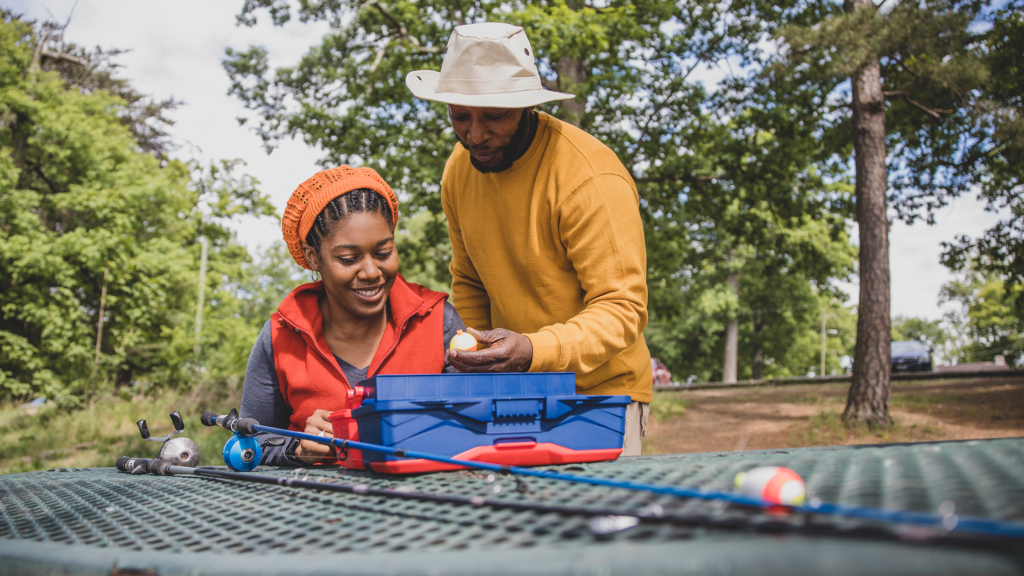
left=442, top=165, right=493, bottom=333
left=524, top=173, right=649, bottom=374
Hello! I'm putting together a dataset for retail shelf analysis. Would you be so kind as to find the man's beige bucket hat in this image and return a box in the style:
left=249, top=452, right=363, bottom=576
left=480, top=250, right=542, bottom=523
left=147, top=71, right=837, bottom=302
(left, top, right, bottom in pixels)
left=406, top=22, right=575, bottom=108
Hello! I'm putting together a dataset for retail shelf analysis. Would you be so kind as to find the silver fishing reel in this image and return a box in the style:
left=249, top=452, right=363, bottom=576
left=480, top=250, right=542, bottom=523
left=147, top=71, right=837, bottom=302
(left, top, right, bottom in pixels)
left=137, top=411, right=200, bottom=467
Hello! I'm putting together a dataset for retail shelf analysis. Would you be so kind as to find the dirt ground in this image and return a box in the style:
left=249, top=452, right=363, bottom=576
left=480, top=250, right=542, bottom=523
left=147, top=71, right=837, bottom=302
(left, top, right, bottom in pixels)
left=643, top=375, right=1024, bottom=455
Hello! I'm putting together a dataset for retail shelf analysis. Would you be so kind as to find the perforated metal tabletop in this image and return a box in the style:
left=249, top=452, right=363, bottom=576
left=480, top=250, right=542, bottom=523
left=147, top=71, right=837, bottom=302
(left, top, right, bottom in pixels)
left=1, top=438, right=1023, bottom=575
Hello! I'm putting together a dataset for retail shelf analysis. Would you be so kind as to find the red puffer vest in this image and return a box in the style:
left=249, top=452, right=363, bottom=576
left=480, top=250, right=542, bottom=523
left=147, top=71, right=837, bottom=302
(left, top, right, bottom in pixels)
left=270, top=274, right=449, bottom=431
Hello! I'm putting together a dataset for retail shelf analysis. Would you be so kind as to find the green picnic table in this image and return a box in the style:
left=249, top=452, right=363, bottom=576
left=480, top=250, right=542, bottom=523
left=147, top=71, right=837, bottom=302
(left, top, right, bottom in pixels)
left=1, top=437, right=1023, bottom=575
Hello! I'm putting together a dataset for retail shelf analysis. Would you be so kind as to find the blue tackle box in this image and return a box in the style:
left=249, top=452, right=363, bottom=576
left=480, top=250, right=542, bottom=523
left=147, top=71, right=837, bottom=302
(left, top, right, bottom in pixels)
left=329, top=373, right=631, bottom=473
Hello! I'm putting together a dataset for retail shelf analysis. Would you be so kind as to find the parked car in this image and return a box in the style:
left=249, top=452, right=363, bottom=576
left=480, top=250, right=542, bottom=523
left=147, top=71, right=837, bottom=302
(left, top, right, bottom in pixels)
left=891, top=340, right=933, bottom=372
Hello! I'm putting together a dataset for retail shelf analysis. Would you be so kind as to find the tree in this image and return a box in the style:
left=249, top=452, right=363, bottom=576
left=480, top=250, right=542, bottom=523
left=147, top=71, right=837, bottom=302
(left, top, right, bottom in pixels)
left=774, top=0, right=992, bottom=425
left=27, top=15, right=181, bottom=158
left=225, top=0, right=858, bottom=383
left=644, top=204, right=857, bottom=383
left=845, top=0, right=893, bottom=425
left=0, top=14, right=276, bottom=403
left=941, top=269, right=1023, bottom=367
left=942, top=1, right=1024, bottom=316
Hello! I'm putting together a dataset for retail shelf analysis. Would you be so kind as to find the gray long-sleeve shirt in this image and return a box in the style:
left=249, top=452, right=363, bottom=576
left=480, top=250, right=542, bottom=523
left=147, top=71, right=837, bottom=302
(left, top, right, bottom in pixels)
left=240, top=301, right=466, bottom=466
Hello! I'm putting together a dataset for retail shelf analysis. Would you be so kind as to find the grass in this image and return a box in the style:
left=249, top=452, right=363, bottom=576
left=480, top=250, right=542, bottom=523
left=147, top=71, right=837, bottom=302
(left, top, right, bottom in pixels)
left=890, top=392, right=964, bottom=412
left=0, top=386, right=242, bottom=474
left=788, top=409, right=947, bottom=448
left=790, top=411, right=868, bottom=447
left=651, top=392, right=693, bottom=422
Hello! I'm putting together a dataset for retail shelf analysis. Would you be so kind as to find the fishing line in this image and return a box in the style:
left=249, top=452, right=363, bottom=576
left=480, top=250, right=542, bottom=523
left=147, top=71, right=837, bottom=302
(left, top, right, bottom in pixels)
left=227, top=419, right=1024, bottom=541
left=150, top=464, right=1018, bottom=550
left=196, top=412, right=1024, bottom=542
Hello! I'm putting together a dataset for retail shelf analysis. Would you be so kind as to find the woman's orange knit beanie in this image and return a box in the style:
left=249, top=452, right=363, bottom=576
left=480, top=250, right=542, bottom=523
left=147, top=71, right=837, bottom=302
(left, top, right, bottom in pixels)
left=282, top=166, right=399, bottom=270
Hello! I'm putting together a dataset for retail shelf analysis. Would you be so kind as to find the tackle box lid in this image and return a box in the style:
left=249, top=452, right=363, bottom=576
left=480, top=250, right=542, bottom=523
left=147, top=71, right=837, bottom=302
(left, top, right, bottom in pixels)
left=350, top=393, right=631, bottom=422
left=360, top=372, right=576, bottom=402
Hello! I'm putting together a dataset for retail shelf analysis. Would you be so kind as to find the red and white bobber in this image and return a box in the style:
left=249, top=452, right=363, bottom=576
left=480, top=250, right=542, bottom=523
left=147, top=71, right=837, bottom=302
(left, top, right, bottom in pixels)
left=734, top=466, right=806, bottom=505
left=449, top=329, right=478, bottom=352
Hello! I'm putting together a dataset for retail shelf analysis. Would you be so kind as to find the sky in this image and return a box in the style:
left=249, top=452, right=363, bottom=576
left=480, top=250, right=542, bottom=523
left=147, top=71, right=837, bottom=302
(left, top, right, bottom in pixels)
left=10, top=0, right=1008, bottom=322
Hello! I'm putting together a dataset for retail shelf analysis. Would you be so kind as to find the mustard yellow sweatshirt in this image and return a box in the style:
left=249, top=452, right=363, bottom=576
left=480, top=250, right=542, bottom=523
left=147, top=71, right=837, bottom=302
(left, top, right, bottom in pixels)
left=441, top=113, right=653, bottom=402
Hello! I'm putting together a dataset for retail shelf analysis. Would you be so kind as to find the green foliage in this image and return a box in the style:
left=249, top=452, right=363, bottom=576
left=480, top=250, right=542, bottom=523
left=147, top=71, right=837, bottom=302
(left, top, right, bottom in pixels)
left=941, top=1, right=1024, bottom=314
left=774, top=0, right=992, bottom=215
left=0, top=15, right=277, bottom=402
left=749, top=1, right=1024, bottom=419
left=226, top=0, right=859, bottom=382
left=234, top=240, right=308, bottom=326
left=21, top=15, right=181, bottom=157
left=225, top=0, right=466, bottom=288
left=941, top=269, right=1024, bottom=366
left=646, top=274, right=858, bottom=382
left=644, top=172, right=858, bottom=382
left=394, top=210, right=453, bottom=293
left=774, top=0, right=1023, bottom=314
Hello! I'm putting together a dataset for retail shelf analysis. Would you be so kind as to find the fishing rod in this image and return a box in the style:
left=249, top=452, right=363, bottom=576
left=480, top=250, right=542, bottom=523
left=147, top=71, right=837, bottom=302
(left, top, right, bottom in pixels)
left=142, top=461, right=1016, bottom=549
left=199, top=411, right=1024, bottom=541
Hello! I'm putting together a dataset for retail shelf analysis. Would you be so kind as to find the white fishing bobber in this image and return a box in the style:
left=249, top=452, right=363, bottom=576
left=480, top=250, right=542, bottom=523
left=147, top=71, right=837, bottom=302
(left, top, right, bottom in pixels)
left=734, top=466, right=806, bottom=505
left=449, top=329, right=478, bottom=351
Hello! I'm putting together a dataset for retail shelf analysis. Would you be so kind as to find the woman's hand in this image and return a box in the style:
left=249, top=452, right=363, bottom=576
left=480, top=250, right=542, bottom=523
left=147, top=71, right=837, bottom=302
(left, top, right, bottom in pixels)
left=294, top=409, right=337, bottom=464
left=447, top=327, right=534, bottom=373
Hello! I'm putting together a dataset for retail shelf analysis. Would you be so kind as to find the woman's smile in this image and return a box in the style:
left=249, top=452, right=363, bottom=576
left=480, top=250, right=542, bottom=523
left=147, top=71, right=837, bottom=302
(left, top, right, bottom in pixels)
left=353, top=285, right=385, bottom=301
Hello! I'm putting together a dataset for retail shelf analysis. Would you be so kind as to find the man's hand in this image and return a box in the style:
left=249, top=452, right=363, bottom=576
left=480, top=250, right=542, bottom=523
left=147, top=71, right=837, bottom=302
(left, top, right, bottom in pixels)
left=448, top=327, right=534, bottom=373
left=294, top=409, right=336, bottom=464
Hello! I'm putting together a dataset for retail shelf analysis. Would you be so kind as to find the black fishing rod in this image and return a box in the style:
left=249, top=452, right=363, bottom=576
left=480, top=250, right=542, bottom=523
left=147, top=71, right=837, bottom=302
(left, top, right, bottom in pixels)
left=142, top=461, right=1015, bottom=549
left=199, top=411, right=1024, bottom=543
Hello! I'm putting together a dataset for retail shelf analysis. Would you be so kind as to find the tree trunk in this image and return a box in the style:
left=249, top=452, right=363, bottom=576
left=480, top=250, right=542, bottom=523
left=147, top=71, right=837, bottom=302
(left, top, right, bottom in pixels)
left=722, top=272, right=740, bottom=384
left=843, top=0, right=892, bottom=426
left=90, top=267, right=109, bottom=407
left=194, top=237, right=209, bottom=358
left=752, top=310, right=764, bottom=380
left=554, top=56, right=587, bottom=128
left=548, top=0, right=588, bottom=128
left=820, top=307, right=827, bottom=376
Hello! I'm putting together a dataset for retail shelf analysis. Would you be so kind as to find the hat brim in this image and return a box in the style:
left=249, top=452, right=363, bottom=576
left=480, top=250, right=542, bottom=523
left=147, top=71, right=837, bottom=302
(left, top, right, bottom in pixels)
left=406, top=70, right=575, bottom=108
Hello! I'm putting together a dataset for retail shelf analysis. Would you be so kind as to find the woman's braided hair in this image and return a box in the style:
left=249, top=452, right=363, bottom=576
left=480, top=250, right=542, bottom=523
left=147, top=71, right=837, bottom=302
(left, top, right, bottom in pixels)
left=304, top=188, right=395, bottom=256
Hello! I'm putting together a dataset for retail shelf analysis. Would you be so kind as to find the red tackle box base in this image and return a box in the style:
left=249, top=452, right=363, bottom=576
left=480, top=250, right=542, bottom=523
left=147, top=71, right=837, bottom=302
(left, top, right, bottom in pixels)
left=360, top=442, right=623, bottom=474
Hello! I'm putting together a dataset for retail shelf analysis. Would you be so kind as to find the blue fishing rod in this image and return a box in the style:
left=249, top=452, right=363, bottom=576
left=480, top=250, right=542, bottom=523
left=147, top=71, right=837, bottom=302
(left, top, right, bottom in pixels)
left=201, top=411, right=1024, bottom=541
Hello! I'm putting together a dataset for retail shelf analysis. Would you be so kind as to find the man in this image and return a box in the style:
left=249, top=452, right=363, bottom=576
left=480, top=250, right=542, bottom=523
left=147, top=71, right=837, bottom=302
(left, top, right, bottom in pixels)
left=406, top=22, right=653, bottom=455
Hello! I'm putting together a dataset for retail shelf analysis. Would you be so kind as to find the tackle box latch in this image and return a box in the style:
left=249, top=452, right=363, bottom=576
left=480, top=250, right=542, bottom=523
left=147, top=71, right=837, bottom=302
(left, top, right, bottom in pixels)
left=492, top=399, right=542, bottom=420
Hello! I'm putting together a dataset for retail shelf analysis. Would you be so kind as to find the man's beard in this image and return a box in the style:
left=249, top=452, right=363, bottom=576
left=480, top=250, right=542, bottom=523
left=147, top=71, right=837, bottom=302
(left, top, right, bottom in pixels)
left=459, top=109, right=532, bottom=174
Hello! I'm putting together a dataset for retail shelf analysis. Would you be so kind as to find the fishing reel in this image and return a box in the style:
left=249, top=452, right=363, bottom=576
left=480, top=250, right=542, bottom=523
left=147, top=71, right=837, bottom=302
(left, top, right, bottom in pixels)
left=201, top=408, right=266, bottom=472
left=116, top=410, right=200, bottom=474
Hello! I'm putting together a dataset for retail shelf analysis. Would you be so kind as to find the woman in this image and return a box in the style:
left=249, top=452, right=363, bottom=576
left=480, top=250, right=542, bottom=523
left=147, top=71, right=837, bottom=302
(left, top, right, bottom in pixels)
left=240, top=166, right=465, bottom=465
